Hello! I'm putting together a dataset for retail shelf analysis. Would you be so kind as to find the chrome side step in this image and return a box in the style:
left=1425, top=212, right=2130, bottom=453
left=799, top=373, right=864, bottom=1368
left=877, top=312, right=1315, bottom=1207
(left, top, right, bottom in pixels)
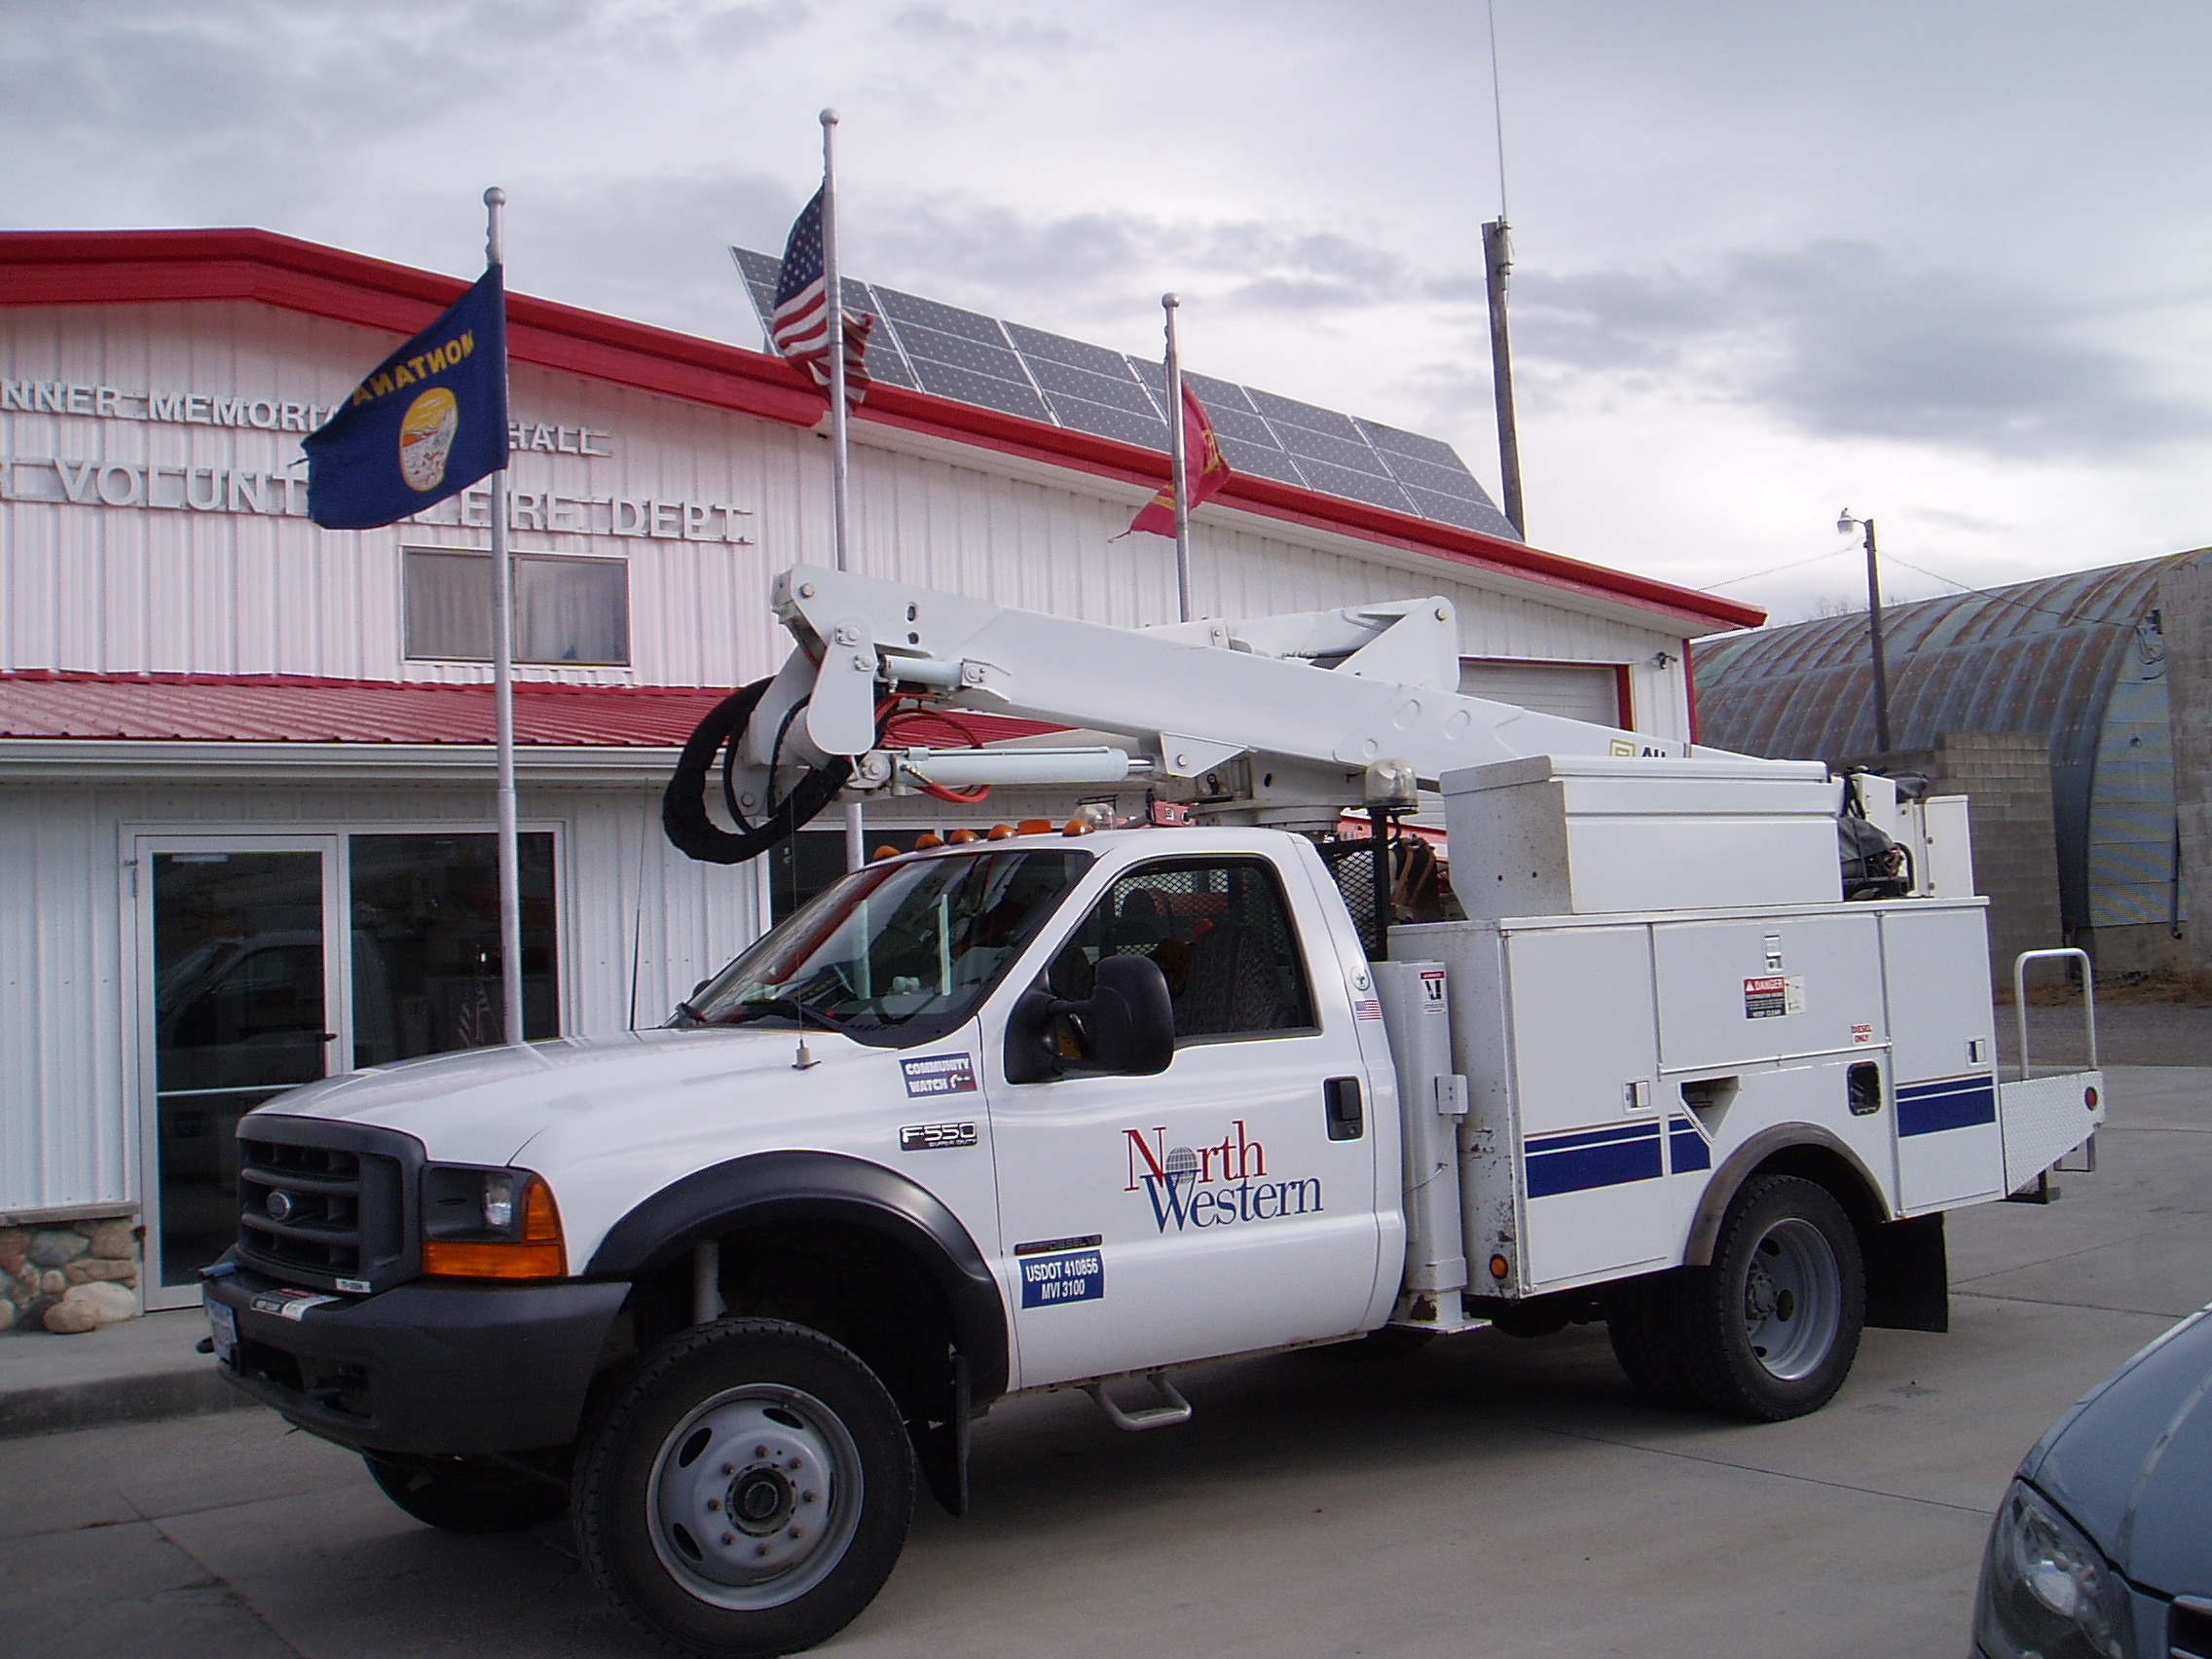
left=1084, top=1371, right=1193, bottom=1431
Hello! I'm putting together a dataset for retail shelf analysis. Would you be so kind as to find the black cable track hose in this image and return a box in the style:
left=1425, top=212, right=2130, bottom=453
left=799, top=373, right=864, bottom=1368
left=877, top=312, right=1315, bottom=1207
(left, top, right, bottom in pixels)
left=662, top=678, right=853, bottom=865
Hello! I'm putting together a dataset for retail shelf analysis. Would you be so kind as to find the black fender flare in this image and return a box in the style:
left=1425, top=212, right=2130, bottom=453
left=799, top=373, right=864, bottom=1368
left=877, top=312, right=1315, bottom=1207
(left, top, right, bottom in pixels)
left=660, top=678, right=852, bottom=866
left=584, top=1150, right=1009, bottom=1407
left=1680, top=1124, right=1893, bottom=1268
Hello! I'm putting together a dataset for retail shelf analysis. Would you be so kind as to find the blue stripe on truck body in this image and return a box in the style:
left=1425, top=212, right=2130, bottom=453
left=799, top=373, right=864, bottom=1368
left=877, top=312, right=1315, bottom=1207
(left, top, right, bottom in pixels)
left=1897, top=1075, right=1997, bottom=1137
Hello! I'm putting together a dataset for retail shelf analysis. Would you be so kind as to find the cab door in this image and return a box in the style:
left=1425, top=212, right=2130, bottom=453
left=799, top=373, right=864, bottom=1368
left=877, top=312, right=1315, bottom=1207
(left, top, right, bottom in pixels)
left=983, top=848, right=1383, bottom=1389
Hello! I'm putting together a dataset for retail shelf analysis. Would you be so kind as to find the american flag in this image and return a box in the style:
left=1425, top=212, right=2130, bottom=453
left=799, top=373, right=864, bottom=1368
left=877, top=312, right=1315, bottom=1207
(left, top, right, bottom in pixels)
left=771, top=188, right=872, bottom=403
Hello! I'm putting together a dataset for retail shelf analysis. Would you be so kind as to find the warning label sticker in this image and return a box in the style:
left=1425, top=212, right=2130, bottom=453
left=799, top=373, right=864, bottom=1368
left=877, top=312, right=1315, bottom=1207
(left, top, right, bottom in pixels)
left=1419, top=968, right=1448, bottom=1014
left=901, top=1052, right=977, bottom=1098
left=1019, top=1248, right=1104, bottom=1309
left=1744, top=975, right=1806, bottom=1019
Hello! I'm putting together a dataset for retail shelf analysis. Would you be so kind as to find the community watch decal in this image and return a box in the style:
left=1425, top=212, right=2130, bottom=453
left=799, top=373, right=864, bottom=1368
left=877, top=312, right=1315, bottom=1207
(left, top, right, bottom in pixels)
left=1123, top=1121, right=1322, bottom=1232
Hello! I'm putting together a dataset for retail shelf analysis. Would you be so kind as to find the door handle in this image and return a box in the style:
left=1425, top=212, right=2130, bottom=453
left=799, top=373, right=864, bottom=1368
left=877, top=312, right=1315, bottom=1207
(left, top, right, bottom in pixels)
left=1323, top=1076, right=1364, bottom=1141
left=318, top=1032, right=339, bottom=1043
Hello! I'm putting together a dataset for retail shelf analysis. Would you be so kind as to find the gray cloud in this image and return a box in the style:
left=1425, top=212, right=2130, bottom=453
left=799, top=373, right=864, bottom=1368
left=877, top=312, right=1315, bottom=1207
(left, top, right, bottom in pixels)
left=1503, top=241, right=2208, bottom=457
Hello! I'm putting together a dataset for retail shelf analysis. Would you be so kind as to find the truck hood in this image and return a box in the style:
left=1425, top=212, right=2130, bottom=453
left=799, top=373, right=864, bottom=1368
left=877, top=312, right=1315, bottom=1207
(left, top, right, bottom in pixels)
left=2022, top=1304, right=2212, bottom=1598
left=249, top=1027, right=840, bottom=1167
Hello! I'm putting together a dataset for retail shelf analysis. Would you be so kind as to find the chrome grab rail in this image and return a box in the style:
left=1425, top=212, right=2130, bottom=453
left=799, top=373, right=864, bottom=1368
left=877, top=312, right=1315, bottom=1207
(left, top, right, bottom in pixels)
left=2012, top=947, right=2097, bottom=1081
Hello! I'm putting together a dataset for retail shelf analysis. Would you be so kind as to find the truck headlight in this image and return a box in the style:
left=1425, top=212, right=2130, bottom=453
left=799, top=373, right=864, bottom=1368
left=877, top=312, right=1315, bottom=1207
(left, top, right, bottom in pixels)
left=421, top=1165, right=567, bottom=1279
left=1973, top=1480, right=2126, bottom=1659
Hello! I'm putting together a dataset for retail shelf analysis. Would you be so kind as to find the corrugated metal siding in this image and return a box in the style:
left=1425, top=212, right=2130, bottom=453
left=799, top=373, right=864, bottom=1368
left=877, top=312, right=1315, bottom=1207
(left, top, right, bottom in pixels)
left=1, top=303, right=1693, bottom=734
left=1692, top=555, right=2195, bottom=935
left=2084, top=628, right=2177, bottom=929
left=0, top=781, right=756, bottom=1213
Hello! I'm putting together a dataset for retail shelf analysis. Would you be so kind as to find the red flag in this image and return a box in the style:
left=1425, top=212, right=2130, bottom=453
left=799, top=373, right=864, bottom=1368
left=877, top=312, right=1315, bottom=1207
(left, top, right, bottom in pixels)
left=1124, top=385, right=1232, bottom=537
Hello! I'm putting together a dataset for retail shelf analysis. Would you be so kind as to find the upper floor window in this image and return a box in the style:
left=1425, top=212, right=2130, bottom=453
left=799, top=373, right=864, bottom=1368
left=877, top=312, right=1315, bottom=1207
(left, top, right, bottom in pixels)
left=403, top=547, right=630, bottom=665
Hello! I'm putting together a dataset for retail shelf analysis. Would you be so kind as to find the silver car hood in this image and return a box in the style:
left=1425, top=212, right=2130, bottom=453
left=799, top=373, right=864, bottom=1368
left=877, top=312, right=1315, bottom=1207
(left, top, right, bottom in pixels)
left=2023, top=1304, right=2212, bottom=1597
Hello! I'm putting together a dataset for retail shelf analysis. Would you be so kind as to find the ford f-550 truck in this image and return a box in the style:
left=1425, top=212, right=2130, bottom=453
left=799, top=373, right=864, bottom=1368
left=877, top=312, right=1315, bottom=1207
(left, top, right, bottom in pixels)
left=203, top=567, right=2102, bottom=1658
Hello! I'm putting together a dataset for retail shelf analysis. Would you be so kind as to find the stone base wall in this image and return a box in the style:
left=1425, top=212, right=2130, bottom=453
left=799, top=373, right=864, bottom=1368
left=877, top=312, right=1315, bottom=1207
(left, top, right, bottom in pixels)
left=0, top=1212, right=142, bottom=1335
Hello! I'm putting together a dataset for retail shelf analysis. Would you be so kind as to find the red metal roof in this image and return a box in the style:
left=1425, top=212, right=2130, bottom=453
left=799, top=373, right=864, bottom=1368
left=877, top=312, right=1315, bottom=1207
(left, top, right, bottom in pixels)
left=0, top=673, right=1063, bottom=749
left=0, top=229, right=1762, bottom=634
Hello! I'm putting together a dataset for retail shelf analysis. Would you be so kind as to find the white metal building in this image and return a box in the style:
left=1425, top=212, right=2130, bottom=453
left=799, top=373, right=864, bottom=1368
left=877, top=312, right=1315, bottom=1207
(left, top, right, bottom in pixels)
left=0, top=228, right=1762, bottom=1308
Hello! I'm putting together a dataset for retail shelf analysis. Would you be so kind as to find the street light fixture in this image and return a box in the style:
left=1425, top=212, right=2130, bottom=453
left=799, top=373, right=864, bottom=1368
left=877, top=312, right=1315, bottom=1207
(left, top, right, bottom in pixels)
left=1837, top=510, right=1893, bottom=754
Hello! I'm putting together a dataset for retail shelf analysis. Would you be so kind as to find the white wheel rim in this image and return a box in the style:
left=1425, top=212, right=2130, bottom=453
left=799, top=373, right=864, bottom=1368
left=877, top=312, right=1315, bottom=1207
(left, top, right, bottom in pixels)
left=1740, top=1217, right=1842, bottom=1382
left=646, top=1383, right=865, bottom=1610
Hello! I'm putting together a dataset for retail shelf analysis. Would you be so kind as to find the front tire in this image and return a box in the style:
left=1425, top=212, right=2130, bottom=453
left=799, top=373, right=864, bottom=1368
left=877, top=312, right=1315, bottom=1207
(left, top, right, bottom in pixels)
left=364, top=1455, right=570, bottom=1533
left=574, top=1318, right=914, bottom=1659
left=1675, top=1174, right=1864, bottom=1420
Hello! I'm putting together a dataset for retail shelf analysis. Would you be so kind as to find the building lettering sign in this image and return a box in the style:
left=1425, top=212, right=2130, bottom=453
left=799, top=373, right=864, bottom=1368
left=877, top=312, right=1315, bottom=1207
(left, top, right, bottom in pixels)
left=1, top=378, right=614, bottom=459
left=0, top=454, right=755, bottom=543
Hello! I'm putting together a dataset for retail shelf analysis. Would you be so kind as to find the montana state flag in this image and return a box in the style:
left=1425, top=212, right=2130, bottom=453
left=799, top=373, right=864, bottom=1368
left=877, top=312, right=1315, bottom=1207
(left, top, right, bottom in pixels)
left=304, top=267, right=508, bottom=530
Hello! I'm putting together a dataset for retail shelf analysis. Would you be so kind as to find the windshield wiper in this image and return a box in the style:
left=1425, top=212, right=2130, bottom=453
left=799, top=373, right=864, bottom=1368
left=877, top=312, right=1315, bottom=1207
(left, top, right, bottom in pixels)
left=734, top=997, right=846, bottom=1035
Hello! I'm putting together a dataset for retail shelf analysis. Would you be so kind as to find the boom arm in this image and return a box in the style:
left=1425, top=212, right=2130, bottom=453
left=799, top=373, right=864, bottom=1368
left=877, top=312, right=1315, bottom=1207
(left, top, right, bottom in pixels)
left=674, top=565, right=1786, bottom=858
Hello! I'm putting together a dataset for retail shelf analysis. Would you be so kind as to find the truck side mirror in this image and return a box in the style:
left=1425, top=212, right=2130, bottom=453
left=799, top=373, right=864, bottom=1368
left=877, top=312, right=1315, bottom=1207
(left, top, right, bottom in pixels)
left=1003, top=953, right=1176, bottom=1084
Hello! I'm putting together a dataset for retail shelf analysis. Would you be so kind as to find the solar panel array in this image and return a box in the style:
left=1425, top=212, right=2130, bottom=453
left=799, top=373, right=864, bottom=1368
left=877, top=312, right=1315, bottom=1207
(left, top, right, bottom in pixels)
left=732, top=247, right=1519, bottom=541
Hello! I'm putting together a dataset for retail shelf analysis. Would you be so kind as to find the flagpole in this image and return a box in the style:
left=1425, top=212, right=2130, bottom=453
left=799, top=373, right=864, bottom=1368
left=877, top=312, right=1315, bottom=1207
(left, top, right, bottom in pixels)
left=1161, top=293, right=1192, bottom=624
left=485, top=186, right=525, bottom=1047
left=822, top=108, right=866, bottom=873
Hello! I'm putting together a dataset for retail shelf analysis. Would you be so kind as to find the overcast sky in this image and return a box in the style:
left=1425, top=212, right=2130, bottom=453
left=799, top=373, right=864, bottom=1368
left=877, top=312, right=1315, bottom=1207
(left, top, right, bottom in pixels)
left=9, top=0, right=2208, bottom=627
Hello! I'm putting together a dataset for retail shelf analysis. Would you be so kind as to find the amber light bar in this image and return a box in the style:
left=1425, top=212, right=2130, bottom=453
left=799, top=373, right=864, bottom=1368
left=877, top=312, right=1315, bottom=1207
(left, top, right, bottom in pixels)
left=422, top=1174, right=567, bottom=1279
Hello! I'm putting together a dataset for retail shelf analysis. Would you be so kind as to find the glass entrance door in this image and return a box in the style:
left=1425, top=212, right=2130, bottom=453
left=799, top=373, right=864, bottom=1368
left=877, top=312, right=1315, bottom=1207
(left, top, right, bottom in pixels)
left=144, top=842, right=342, bottom=1296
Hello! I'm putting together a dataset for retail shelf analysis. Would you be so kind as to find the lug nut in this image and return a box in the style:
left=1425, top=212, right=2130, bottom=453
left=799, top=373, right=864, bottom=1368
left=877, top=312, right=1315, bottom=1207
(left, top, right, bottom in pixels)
left=721, top=1532, right=735, bottom=1546
left=755, top=1445, right=768, bottom=1457
left=790, top=1527, right=805, bottom=1539
left=706, top=1498, right=720, bottom=1512
left=720, top=1462, right=735, bottom=1476
left=756, top=1543, right=770, bottom=1557
left=801, top=1491, right=817, bottom=1503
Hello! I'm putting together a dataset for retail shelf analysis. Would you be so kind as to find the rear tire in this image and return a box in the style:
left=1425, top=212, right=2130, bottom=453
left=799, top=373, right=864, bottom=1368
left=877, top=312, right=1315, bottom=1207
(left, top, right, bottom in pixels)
left=364, top=1455, right=569, bottom=1534
left=1675, top=1174, right=1864, bottom=1421
left=573, top=1318, right=914, bottom=1659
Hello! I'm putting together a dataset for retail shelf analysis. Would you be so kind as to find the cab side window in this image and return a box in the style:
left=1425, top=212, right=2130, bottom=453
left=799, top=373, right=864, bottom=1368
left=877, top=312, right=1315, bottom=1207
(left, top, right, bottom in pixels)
left=1048, top=858, right=1315, bottom=1042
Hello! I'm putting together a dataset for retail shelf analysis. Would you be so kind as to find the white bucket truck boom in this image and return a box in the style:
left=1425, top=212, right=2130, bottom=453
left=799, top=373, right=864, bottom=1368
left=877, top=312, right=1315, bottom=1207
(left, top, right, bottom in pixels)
left=204, top=566, right=2103, bottom=1659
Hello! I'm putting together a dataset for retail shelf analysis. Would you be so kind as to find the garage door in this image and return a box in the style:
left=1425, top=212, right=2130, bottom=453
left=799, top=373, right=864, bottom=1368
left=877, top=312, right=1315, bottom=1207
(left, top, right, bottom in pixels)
left=1458, top=659, right=1625, bottom=726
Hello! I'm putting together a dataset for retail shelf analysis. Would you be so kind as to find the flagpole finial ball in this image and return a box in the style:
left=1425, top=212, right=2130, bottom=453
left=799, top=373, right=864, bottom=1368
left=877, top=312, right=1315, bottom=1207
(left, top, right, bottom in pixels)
left=483, top=187, right=505, bottom=207
left=1161, top=292, right=1179, bottom=309
left=820, top=107, right=839, bottom=127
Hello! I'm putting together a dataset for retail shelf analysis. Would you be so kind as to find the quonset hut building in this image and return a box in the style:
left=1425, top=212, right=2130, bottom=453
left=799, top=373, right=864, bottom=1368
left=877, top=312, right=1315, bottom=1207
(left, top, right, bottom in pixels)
left=0, top=228, right=1760, bottom=1322
left=1693, top=550, right=2212, bottom=982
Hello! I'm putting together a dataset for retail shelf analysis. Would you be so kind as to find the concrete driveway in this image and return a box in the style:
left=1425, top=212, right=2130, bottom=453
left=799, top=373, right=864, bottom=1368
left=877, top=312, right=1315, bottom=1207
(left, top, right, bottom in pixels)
left=4, top=1063, right=2205, bottom=1659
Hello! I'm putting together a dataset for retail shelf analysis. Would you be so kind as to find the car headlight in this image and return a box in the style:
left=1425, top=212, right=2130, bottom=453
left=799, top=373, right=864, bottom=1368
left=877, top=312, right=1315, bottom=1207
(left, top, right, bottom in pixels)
left=421, top=1164, right=567, bottom=1279
left=1974, top=1479, right=2127, bottom=1659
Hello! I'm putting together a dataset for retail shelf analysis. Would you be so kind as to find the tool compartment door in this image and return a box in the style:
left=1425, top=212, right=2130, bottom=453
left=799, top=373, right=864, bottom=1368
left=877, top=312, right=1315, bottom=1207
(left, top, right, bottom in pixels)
left=1881, top=905, right=2004, bottom=1212
left=1504, top=924, right=1670, bottom=1289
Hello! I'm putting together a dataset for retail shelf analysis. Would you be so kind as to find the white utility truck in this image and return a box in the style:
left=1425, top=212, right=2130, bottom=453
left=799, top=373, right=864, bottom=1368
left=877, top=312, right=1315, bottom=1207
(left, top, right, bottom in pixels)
left=203, top=566, right=2103, bottom=1659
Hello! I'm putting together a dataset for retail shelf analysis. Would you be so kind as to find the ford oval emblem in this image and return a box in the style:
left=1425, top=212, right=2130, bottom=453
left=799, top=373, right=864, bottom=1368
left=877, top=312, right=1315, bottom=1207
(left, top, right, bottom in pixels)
left=265, top=1191, right=296, bottom=1223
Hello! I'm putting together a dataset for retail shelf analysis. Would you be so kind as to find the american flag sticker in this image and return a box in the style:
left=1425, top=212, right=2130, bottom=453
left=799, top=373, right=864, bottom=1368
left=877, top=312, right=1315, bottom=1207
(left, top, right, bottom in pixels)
left=1354, top=999, right=1382, bottom=1022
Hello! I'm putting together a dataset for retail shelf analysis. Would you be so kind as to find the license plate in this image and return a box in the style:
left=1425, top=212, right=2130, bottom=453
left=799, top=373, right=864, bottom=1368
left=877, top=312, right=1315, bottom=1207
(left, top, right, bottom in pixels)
left=205, top=1298, right=238, bottom=1363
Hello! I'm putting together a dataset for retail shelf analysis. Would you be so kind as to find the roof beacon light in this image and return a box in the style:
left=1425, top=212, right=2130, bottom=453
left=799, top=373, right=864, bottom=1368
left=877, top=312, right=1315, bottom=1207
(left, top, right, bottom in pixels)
left=1364, top=759, right=1419, bottom=810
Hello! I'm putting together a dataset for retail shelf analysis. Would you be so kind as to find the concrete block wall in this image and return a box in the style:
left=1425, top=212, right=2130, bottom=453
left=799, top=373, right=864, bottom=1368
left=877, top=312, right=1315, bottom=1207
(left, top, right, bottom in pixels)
left=1877, top=732, right=2066, bottom=984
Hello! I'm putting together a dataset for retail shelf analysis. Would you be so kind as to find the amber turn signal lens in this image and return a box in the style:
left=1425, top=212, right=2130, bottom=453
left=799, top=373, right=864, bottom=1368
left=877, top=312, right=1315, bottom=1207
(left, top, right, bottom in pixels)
left=423, top=1176, right=567, bottom=1279
left=1489, top=1254, right=1510, bottom=1281
left=1016, top=818, right=1052, bottom=835
left=945, top=829, right=979, bottom=844
left=985, top=824, right=1016, bottom=840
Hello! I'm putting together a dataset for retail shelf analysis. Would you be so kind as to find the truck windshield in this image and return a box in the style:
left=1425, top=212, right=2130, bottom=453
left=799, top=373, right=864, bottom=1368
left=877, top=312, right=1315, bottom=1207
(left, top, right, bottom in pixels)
left=683, top=847, right=1091, bottom=1048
